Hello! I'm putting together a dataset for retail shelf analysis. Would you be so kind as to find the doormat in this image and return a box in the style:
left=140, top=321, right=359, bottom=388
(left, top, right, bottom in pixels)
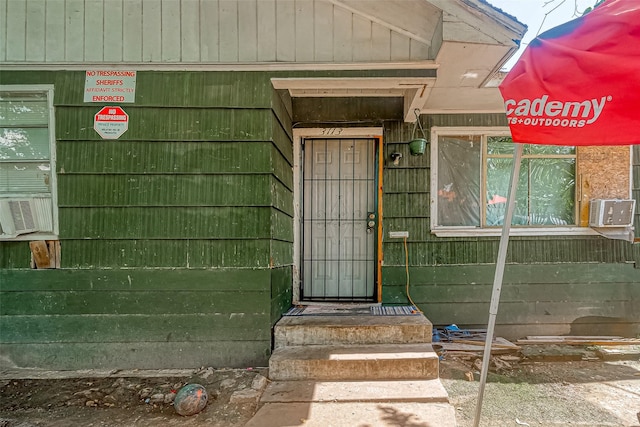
left=284, top=305, right=419, bottom=316
left=370, top=306, right=420, bottom=316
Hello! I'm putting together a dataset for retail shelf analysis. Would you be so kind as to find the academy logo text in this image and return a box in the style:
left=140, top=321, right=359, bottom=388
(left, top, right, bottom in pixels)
left=504, top=94, right=612, bottom=128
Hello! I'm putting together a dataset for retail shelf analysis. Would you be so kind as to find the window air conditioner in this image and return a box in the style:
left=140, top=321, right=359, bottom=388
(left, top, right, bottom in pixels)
left=0, top=199, right=40, bottom=237
left=588, top=199, right=636, bottom=227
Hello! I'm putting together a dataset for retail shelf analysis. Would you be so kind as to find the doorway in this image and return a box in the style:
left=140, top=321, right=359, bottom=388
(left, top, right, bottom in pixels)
left=300, top=136, right=380, bottom=301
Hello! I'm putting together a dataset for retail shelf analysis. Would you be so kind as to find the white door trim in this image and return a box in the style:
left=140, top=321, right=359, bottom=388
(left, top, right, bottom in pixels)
left=292, top=127, right=383, bottom=304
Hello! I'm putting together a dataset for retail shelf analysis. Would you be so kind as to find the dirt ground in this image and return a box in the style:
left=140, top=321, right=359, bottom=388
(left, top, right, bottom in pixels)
left=0, top=367, right=268, bottom=427
left=1, top=354, right=639, bottom=427
left=439, top=356, right=640, bottom=427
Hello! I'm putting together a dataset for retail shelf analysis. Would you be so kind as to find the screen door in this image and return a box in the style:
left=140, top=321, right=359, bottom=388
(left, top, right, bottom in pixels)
left=301, top=138, right=377, bottom=301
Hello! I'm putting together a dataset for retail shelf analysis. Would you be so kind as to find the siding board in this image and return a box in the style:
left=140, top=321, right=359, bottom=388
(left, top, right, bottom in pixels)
left=84, top=0, right=104, bottom=61
left=313, top=0, right=333, bottom=61
left=1, top=341, right=270, bottom=370
left=256, top=0, right=276, bottom=61
left=44, top=2, right=65, bottom=60
left=141, top=0, right=161, bottom=61
left=25, top=0, right=46, bottom=61
left=103, top=0, right=124, bottom=62
left=58, top=207, right=273, bottom=239
left=352, top=14, right=372, bottom=62
left=0, top=0, right=6, bottom=61
left=1, top=313, right=270, bottom=343
left=58, top=239, right=271, bottom=268
left=6, top=0, right=26, bottom=60
left=333, top=5, right=352, bottom=62
left=295, top=0, right=314, bottom=62
left=65, top=0, right=84, bottom=61
left=122, top=0, right=143, bottom=61
left=1, top=291, right=267, bottom=315
left=238, top=0, right=258, bottom=62
left=161, top=0, right=181, bottom=61
left=181, top=0, right=200, bottom=62
left=58, top=174, right=274, bottom=206
left=55, top=107, right=272, bottom=141
left=199, top=0, right=219, bottom=61
left=0, top=269, right=271, bottom=292
left=219, top=0, right=239, bottom=62
left=57, top=141, right=273, bottom=174
left=275, top=0, right=295, bottom=61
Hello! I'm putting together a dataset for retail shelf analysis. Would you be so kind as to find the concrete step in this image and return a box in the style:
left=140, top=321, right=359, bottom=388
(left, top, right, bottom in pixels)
left=269, top=344, right=439, bottom=381
left=274, top=314, right=433, bottom=348
left=261, top=379, right=449, bottom=403
left=244, top=401, right=457, bottom=427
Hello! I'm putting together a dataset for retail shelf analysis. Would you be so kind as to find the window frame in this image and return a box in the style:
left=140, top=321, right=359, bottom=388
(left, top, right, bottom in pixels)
left=0, top=84, right=58, bottom=241
left=430, top=126, right=599, bottom=237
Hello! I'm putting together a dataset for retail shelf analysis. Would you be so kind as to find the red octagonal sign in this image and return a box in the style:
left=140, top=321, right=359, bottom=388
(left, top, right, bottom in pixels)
left=94, top=106, right=129, bottom=139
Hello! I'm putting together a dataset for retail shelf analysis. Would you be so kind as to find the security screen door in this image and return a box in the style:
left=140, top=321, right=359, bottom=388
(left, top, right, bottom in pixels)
left=301, top=138, right=376, bottom=301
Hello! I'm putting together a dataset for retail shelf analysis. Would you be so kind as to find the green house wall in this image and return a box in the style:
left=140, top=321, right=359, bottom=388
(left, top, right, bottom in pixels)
left=1, top=73, right=639, bottom=370
left=382, top=116, right=640, bottom=338
left=0, top=71, right=293, bottom=369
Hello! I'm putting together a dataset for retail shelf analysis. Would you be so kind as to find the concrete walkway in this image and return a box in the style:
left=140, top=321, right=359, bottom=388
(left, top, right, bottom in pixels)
left=245, top=378, right=456, bottom=427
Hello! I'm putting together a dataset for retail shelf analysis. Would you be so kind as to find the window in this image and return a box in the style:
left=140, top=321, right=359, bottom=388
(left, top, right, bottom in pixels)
left=431, top=127, right=582, bottom=236
left=0, top=86, right=57, bottom=240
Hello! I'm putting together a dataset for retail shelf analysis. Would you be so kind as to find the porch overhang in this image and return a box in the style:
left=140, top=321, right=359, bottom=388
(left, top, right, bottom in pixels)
left=272, top=76, right=437, bottom=123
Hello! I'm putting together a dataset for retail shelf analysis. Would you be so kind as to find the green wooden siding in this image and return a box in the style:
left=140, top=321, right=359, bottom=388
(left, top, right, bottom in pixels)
left=0, top=70, right=294, bottom=369
left=0, top=268, right=276, bottom=369
left=382, top=263, right=640, bottom=337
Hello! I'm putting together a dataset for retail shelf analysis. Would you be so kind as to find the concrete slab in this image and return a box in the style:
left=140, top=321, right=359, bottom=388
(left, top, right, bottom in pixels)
left=244, top=401, right=457, bottom=427
left=275, top=314, right=432, bottom=347
left=261, top=379, right=449, bottom=403
left=269, top=344, right=439, bottom=381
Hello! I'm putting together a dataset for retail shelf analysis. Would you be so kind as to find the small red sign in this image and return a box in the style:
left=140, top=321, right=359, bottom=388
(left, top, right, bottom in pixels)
left=94, top=106, right=129, bottom=139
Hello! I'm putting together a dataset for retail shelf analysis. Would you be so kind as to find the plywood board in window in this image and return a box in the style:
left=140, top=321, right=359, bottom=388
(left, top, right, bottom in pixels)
left=577, top=146, right=630, bottom=226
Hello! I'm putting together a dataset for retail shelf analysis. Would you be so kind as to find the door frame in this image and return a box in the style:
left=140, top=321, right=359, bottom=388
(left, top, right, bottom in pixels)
left=292, top=127, right=384, bottom=304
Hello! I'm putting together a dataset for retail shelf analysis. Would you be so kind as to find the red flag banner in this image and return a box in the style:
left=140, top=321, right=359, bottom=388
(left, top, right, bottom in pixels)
left=499, top=0, right=640, bottom=146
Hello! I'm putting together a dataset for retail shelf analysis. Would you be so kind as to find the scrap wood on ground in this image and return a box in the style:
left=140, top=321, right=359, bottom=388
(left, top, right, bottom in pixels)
left=432, top=325, right=521, bottom=357
left=516, top=336, right=640, bottom=346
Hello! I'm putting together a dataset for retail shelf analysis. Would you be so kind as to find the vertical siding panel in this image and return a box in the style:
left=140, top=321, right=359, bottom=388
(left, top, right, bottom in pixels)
left=370, top=23, right=390, bottom=61
left=294, top=0, right=314, bottom=62
left=313, top=0, right=332, bottom=61
left=141, top=0, right=161, bottom=61
left=25, top=0, right=46, bottom=61
left=84, top=0, right=104, bottom=61
left=0, top=0, right=6, bottom=61
left=123, top=0, right=142, bottom=61
left=219, top=0, right=238, bottom=62
left=410, top=39, right=429, bottom=60
left=256, top=0, right=276, bottom=61
left=65, top=0, right=84, bottom=61
left=103, top=0, right=123, bottom=62
left=238, top=0, right=257, bottom=62
left=181, top=0, right=200, bottom=62
left=276, top=0, right=295, bottom=61
left=352, top=14, right=371, bottom=62
left=332, top=6, right=352, bottom=62
left=45, top=0, right=65, bottom=61
left=5, top=0, right=26, bottom=60
left=390, top=32, right=410, bottom=61
left=161, top=0, right=181, bottom=61
left=199, top=0, right=219, bottom=61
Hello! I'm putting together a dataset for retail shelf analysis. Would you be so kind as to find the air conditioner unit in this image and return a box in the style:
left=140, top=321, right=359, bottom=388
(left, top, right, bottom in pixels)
left=0, top=199, right=40, bottom=237
left=589, top=199, right=636, bottom=227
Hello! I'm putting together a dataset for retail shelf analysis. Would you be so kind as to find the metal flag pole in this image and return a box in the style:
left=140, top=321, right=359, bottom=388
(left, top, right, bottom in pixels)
left=473, top=142, right=524, bottom=427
